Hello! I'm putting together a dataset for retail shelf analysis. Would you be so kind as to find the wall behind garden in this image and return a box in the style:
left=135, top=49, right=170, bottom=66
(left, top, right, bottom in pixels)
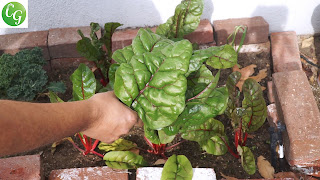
left=1, top=0, right=320, bottom=35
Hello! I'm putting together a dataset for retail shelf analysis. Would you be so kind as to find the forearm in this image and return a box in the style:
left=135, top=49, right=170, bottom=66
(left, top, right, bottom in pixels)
left=0, top=100, right=95, bottom=157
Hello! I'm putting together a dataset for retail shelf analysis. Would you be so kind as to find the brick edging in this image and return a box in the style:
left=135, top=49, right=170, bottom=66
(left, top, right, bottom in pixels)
left=0, top=17, right=270, bottom=66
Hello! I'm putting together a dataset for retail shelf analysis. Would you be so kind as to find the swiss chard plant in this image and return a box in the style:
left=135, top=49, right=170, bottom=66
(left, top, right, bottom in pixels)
left=56, top=0, right=267, bottom=176
left=224, top=71, right=267, bottom=174
left=48, top=22, right=122, bottom=157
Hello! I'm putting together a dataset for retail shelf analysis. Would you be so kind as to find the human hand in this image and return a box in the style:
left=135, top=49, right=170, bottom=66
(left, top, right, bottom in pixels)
left=82, top=91, right=142, bottom=143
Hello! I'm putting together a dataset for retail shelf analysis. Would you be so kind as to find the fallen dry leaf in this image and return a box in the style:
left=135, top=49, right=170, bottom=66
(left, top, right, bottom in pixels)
left=257, top=155, right=275, bottom=179
left=220, top=172, right=238, bottom=180
left=232, top=64, right=267, bottom=91
left=154, top=159, right=167, bottom=165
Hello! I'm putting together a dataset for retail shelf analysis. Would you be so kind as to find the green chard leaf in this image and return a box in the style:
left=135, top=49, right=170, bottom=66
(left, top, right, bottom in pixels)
left=144, top=126, right=160, bottom=144
left=156, top=0, right=204, bottom=39
left=70, top=63, right=96, bottom=100
left=158, top=130, right=176, bottom=144
left=102, top=22, right=123, bottom=58
left=114, top=29, right=192, bottom=130
left=242, top=78, right=267, bottom=132
left=161, top=155, right=193, bottom=180
left=186, top=45, right=237, bottom=76
left=238, top=146, right=256, bottom=175
left=112, top=45, right=135, bottom=64
left=181, top=118, right=224, bottom=142
left=199, top=135, right=228, bottom=156
left=225, top=71, right=241, bottom=128
left=176, top=68, right=228, bottom=127
left=76, top=29, right=104, bottom=62
left=103, top=151, right=148, bottom=169
left=108, top=63, right=120, bottom=89
left=98, top=138, right=136, bottom=152
left=48, top=91, right=64, bottom=103
left=206, top=45, right=237, bottom=69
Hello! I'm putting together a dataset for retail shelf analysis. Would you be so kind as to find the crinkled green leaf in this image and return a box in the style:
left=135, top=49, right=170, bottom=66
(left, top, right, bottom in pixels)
left=108, top=63, right=120, bottom=89
left=114, top=37, right=192, bottom=130
left=112, top=45, right=135, bottom=64
left=199, top=135, right=228, bottom=156
left=186, top=45, right=237, bottom=76
left=144, top=126, right=160, bottom=144
left=103, top=151, right=148, bottom=169
left=238, top=146, right=256, bottom=175
left=158, top=130, right=176, bottom=144
left=47, top=81, right=66, bottom=93
left=225, top=71, right=241, bottom=128
left=181, top=118, right=224, bottom=142
left=187, top=64, right=213, bottom=86
left=206, top=45, right=237, bottom=69
left=242, top=78, right=267, bottom=132
left=98, top=138, right=136, bottom=152
left=76, top=30, right=104, bottom=62
left=90, top=22, right=101, bottom=44
left=70, top=63, right=96, bottom=100
left=161, top=155, right=193, bottom=180
left=132, top=28, right=163, bottom=55
left=177, top=74, right=229, bottom=127
left=102, top=22, right=123, bottom=58
left=162, top=124, right=181, bottom=136
left=48, top=91, right=64, bottom=103
left=156, top=0, right=204, bottom=39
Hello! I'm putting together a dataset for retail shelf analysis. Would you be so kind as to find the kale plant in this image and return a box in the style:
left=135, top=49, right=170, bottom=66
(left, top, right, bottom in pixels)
left=0, top=47, right=47, bottom=101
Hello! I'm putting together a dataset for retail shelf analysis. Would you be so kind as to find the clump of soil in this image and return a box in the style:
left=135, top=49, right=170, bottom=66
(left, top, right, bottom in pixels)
left=13, top=47, right=277, bottom=179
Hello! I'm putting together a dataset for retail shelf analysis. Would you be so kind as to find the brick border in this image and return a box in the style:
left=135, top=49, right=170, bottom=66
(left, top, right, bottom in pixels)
left=269, top=31, right=320, bottom=177
left=0, top=17, right=270, bottom=68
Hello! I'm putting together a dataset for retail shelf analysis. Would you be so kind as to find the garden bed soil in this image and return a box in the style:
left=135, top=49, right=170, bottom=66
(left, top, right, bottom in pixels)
left=13, top=45, right=287, bottom=179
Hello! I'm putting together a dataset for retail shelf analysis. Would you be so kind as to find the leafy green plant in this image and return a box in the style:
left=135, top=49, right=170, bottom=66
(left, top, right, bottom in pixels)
left=61, top=0, right=267, bottom=177
left=77, top=22, right=122, bottom=87
left=225, top=71, right=267, bottom=174
left=0, top=47, right=48, bottom=101
left=161, top=155, right=193, bottom=180
left=51, top=22, right=123, bottom=156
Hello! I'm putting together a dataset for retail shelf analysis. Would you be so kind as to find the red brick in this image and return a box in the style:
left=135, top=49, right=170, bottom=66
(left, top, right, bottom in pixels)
left=267, top=81, right=275, bottom=103
left=271, top=31, right=302, bottom=72
left=48, top=166, right=128, bottom=180
left=112, top=20, right=214, bottom=52
left=0, top=154, right=41, bottom=180
left=46, top=57, right=94, bottom=70
left=48, top=26, right=101, bottom=59
left=0, top=31, right=50, bottom=60
left=213, top=16, right=269, bottom=46
left=272, top=70, right=320, bottom=167
left=184, top=19, right=214, bottom=44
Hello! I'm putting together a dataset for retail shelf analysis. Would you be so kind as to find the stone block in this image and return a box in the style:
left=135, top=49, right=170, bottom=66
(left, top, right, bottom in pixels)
left=213, top=16, right=269, bottom=46
left=270, top=31, right=302, bottom=72
left=48, top=166, right=128, bottom=180
left=0, top=154, right=41, bottom=180
left=272, top=70, right=320, bottom=169
left=48, top=26, right=101, bottom=59
left=184, top=19, right=214, bottom=44
left=0, top=31, right=50, bottom=60
left=136, top=167, right=216, bottom=180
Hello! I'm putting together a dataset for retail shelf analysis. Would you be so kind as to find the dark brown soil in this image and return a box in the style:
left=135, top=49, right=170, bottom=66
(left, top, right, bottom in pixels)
left=10, top=46, right=283, bottom=179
